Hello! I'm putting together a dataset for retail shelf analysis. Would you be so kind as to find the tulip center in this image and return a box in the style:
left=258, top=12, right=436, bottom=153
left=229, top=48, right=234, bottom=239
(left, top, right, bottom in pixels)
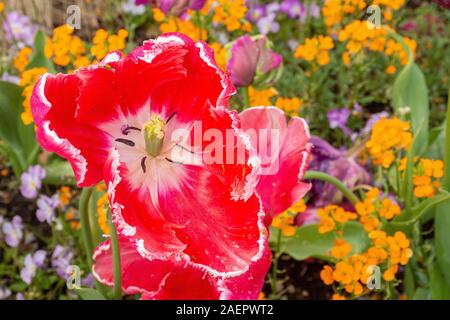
left=143, top=115, right=166, bottom=157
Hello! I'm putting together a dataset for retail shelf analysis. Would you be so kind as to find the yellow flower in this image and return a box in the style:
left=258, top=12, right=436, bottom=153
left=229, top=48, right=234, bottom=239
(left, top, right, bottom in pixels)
left=248, top=86, right=277, bottom=106
left=366, top=116, right=412, bottom=168
left=272, top=211, right=297, bottom=237
left=65, top=210, right=80, bottom=230
left=212, top=0, right=248, bottom=32
left=209, top=42, right=227, bottom=71
left=0, top=2, right=4, bottom=13
left=320, top=265, right=334, bottom=285
left=97, top=193, right=111, bottom=235
left=317, top=205, right=356, bottom=234
left=386, top=65, right=396, bottom=74
left=275, top=97, right=302, bottom=116
left=153, top=8, right=166, bottom=22
left=331, top=238, right=353, bottom=260
left=331, top=293, right=346, bottom=300
left=13, top=47, right=33, bottom=72
left=160, top=16, right=207, bottom=41
left=402, top=158, right=444, bottom=198
left=288, top=199, right=307, bottom=213
left=333, top=261, right=354, bottom=285
left=19, top=67, right=47, bottom=125
left=294, top=36, right=334, bottom=66
left=59, top=186, right=72, bottom=206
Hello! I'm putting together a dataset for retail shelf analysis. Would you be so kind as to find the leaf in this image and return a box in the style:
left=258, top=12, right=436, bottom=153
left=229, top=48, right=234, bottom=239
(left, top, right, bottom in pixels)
left=74, top=288, right=107, bottom=300
left=27, top=30, right=55, bottom=72
left=0, top=81, right=23, bottom=147
left=435, top=201, right=450, bottom=286
left=44, top=160, right=77, bottom=186
left=429, top=261, right=450, bottom=300
left=270, top=222, right=370, bottom=261
left=412, top=288, right=431, bottom=300
left=396, top=191, right=450, bottom=224
left=404, top=264, right=415, bottom=300
left=392, top=61, right=429, bottom=155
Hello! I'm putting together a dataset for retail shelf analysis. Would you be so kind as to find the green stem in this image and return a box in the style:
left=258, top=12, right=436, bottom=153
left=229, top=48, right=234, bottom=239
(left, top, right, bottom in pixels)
left=26, top=143, right=41, bottom=166
left=304, top=170, right=360, bottom=205
left=444, top=86, right=450, bottom=190
left=79, top=188, right=94, bottom=266
left=271, top=228, right=282, bottom=298
left=241, top=86, right=250, bottom=108
left=108, top=214, right=122, bottom=300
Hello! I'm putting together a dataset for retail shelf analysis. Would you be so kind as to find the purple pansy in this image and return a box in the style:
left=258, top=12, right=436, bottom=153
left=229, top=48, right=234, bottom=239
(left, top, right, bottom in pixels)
left=280, top=0, right=303, bottom=19
left=257, top=13, right=280, bottom=35
left=0, top=286, right=12, bottom=300
left=144, top=0, right=207, bottom=16
left=227, top=34, right=282, bottom=87
left=3, top=11, right=37, bottom=47
left=19, top=165, right=46, bottom=199
left=20, top=250, right=46, bottom=285
left=51, top=245, right=74, bottom=280
left=308, top=136, right=371, bottom=208
left=1, top=72, right=20, bottom=84
left=362, top=112, right=389, bottom=134
left=36, top=194, right=59, bottom=224
left=327, top=108, right=354, bottom=138
left=2, top=216, right=24, bottom=248
left=123, top=0, right=146, bottom=14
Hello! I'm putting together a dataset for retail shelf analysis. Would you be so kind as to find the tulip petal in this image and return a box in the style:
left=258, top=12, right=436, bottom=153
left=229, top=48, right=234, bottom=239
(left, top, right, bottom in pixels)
left=31, top=73, right=111, bottom=186
left=239, top=107, right=312, bottom=218
left=93, top=235, right=271, bottom=300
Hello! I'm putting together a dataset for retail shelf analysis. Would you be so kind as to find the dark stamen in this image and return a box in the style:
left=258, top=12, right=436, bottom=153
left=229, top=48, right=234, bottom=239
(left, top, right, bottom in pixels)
left=115, top=138, right=135, bottom=147
left=121, top=125, right=141, bottom=135
left=166, top=112, right=177, bottom=123
left=176, top=143, right=194, bottom=154
left=141, top=156, right=147, bottom=173
left=165, top=157, right=182, bottom=165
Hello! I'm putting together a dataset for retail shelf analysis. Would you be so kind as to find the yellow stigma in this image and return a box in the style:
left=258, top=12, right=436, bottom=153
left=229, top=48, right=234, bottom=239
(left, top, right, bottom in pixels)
left=143, top=115, right=165, bottom=157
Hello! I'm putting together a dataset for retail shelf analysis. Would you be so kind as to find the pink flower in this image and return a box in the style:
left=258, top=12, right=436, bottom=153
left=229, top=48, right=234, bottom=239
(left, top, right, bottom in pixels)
left=31, top=33, right=310, bottom=299
left=227, top=35, right=283, bottom=88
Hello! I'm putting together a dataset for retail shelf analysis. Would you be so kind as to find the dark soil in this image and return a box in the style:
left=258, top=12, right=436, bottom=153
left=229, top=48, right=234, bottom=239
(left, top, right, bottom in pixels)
left=263, top=255, right=333, bottom=300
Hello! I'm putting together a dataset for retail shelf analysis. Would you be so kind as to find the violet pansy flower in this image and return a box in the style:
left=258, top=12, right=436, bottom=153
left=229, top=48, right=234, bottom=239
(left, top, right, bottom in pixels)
left=2, top=216, right=24, bottom=248
left=20, top=250, right=46, bottom=285
left=19, top=165, right=46, bottom=199
left=36, top=194, right=59, bottom=224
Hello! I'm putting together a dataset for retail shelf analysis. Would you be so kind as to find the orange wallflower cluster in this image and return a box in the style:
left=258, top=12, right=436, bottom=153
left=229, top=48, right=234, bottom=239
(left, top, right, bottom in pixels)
left=13, top=47, right=32, bottom=72
left=97, top=193, right=110, bottom=235
left=58, top=186, right=73, bottom=207
left=320, top=228, right=412, bottom=299
left=212, top=0, right=251, bottom=32
left=159, top=14, right=208, bottom=41
left=355, top=188, right=401, bottom=231
left=399, top=158, right=444, bottom=198
left=275, top=97, right=302, bottom=116
left=322, top=0, right=367, bottom=28
left=365, top=116, right=412, bottom=168
left=317, top=205, right=357, bottom=234
left=18, top=67, right=47, bottom=125
left=45, top=25, right=90, bottom=68
left=294, top=35, right=334, bottom=66
left=248, top=86, right=278, bottom=106
left=90, top=28, right=128, bottom=61
left=65, top=210, right=80, bottom=230
left=337, top=20, right=416, bottom=68
left=272, top=199, right=307, bottom=237
left=209, top=42, right=227, bottom=71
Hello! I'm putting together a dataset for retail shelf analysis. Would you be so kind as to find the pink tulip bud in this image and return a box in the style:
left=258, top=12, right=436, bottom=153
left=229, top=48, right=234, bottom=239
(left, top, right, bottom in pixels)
left=227, top=35, right=283, bottom=88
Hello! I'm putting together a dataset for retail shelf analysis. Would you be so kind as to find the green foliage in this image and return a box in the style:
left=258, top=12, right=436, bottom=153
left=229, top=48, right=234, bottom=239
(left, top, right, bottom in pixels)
left=0, top=81, right=38, bottom=176
left=269, top=222, right=370, bottom=261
